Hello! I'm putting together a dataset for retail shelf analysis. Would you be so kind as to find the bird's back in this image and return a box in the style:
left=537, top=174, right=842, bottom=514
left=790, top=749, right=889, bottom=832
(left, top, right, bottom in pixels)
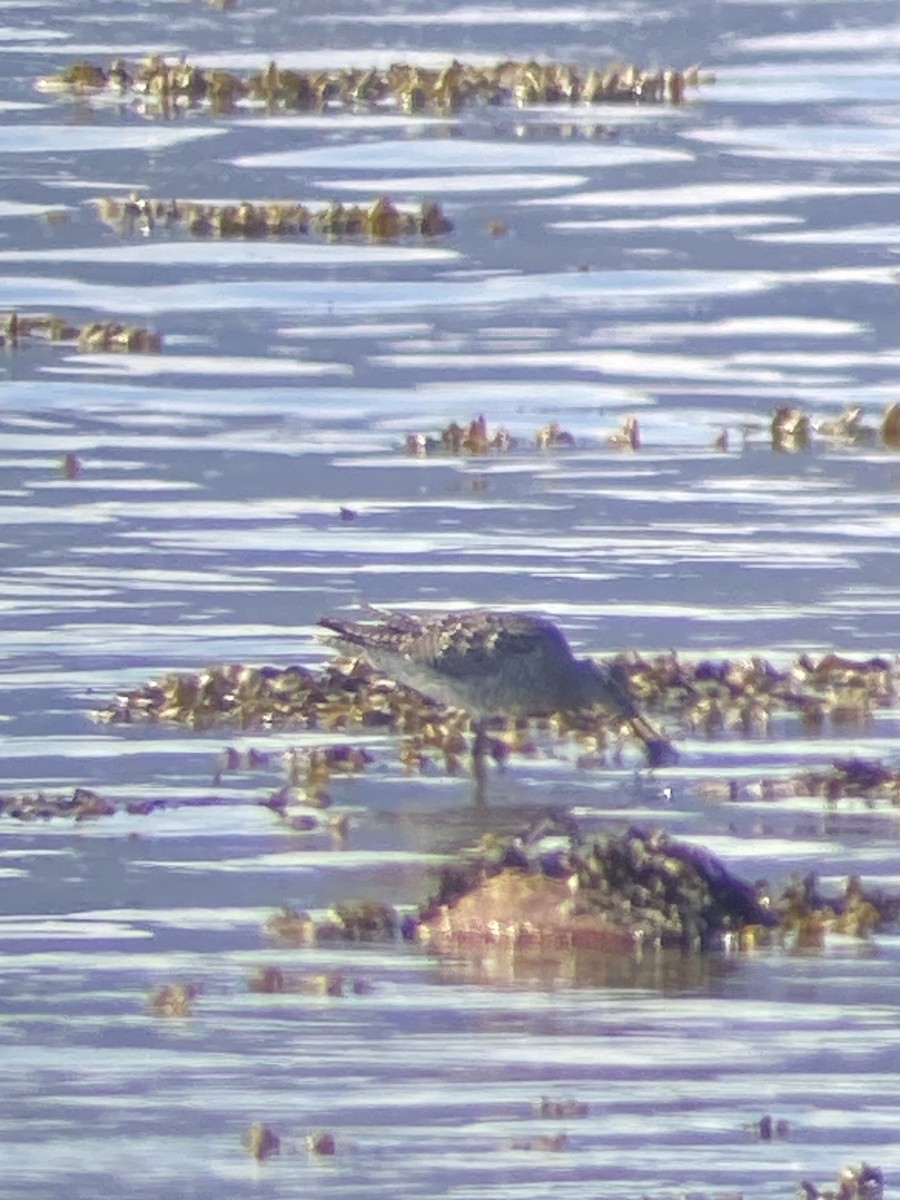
left=319, top=608, right=676, bottom=763
left=319, top=610, right=576, bottom=716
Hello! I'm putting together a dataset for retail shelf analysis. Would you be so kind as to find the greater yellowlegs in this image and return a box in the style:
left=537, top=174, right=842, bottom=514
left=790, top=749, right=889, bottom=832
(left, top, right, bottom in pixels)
left=318, top=609, right=675, bottom=766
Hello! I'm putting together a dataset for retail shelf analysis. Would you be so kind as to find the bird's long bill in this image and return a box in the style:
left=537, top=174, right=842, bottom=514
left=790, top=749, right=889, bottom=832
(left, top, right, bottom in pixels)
left=628, top=713, right=679, bottom=767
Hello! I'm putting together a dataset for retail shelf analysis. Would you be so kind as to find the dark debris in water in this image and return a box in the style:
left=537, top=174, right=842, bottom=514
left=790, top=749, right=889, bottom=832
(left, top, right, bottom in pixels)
left=37, top=56, right=710, bottom=116
left=505, top=1132, right=569, bottom=1152
left=0, top=785, right=277, bottom=822
left=306, top=1130, right=337, bottom=1156
left=534, top=1097, right=589, bottom=1119
left=93, top=194, right=451, bottom=241
left=799, top=758, right=900, bottom=803
left=701, top=756, right=900, bottom=809
left=753, top=1114, right=790, bottom=1140
left=60, top=452, right=82, bottom=480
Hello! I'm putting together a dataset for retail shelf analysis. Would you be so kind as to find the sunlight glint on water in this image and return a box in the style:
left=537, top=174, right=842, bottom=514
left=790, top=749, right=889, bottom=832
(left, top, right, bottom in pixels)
left=0, top=0, right=899, bottom=1195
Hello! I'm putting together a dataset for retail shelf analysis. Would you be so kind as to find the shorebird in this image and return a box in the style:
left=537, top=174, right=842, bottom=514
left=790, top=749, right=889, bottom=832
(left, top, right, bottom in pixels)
left=318, top=609, right=675, bottom=767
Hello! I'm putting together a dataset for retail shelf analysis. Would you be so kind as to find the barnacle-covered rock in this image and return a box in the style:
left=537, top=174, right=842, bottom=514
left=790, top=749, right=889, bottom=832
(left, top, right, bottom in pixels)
left=401, top=402, right=900, bottom=457
left=279, top=743, right=373, bottom=807
left=417, top=821, right=775, bottom=953
left=416, top=819, right=900, bottom=960
left=697, top=754, right=900, bottom=888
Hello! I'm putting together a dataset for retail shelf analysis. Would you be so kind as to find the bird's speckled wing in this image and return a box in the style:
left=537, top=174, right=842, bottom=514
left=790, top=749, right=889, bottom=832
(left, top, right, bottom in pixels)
left=404, top=612, right=562, bottom=680
left=319, top=611, right=564, bottom=680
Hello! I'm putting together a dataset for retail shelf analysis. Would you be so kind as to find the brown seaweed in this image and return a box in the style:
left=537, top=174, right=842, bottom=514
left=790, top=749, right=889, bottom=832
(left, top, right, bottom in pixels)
left=1, top=310, right=161, bottom=353
left=36, top=55, right=711, bottom=117
left=92, top=194, right=451, bottom=241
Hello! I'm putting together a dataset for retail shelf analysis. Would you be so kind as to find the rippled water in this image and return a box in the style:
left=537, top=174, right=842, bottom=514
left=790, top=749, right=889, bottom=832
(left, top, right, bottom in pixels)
left=2, top=0, right=900, bottom=1195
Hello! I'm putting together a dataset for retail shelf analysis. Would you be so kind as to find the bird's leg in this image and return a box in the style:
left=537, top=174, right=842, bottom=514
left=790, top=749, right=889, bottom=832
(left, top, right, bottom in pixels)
left=628, top=713, right=678, bottom=767
left=470, top=717, right=491, bottom=806
left=472, top=717, right=490, bottom=763
left=599, top=661, right=677, bottom=766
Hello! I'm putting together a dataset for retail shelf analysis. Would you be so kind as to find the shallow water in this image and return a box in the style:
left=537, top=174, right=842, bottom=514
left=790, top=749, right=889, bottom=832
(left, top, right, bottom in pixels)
left=1, top=0, right=900, bottom=1196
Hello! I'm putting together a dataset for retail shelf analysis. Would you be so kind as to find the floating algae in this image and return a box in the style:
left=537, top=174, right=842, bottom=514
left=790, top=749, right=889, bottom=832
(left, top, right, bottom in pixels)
left=92, top=648, right=900, bottom=756
left=37, top=56, right=710, bottom=116
left=1, top=310, right=161, bottom=353
left=92, top=194, right=452, bottom=241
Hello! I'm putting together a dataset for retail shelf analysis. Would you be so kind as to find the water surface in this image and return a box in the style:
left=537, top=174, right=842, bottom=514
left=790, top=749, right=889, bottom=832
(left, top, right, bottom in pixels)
left=1, top=0, right=900, bottom=1195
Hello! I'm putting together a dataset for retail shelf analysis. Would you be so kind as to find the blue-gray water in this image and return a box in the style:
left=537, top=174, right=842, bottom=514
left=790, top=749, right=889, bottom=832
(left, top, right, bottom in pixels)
left=2, top=0, right=900, bottom=1196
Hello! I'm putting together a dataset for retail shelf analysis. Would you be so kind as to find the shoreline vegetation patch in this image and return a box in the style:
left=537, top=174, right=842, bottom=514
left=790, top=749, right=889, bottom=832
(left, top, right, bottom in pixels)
left=36, top=57, right=712, bottom=116
left=1, top=310, right=161, bottom=353
left=91, top=194, right=452, bottom=240
left=92, top=648, right=900, bottom=738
